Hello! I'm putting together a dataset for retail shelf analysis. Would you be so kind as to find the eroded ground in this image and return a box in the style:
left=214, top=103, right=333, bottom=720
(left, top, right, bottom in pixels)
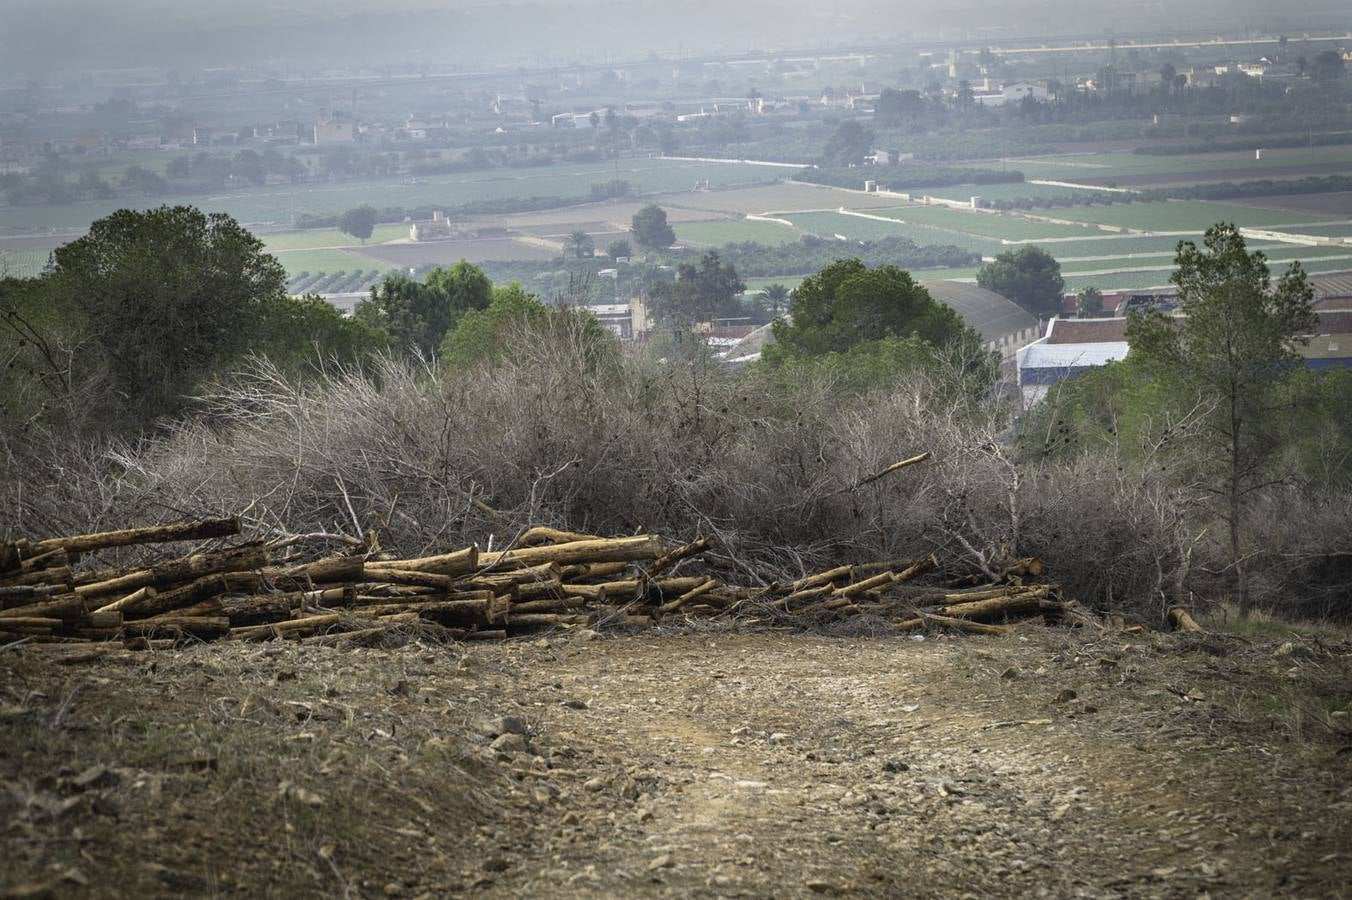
left=2, top=628, right=1350, bottom=899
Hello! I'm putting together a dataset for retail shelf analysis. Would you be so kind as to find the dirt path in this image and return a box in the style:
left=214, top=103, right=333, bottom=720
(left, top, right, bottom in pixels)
left=3, top=630, right=1350, bottom=898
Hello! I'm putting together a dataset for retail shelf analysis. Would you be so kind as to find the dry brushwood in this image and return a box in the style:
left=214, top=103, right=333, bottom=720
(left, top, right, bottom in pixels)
left=0, top=515, right=1163, bottom=649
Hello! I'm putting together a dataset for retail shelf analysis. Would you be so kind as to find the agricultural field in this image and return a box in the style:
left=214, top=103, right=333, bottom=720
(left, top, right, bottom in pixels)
left=1239, top=192, right=1352, bottom=217
left=872, top=206, right=1105, bottom=241
left=1270, top=222, right=1352, bottom=238
left=674, top=219, right=800, bottom=246
left=358, top=238, right=561, bottom=269
left=0, top=249, right=48, bottom=279
left=920, top=182, right=1106, bottom=203
left=978, top=145, right=1352, bottom=188
left=257, top=224, right=410, bottom=252
left=1043, top=200, right=1342, bottom=232
left=267, top=248, right=387, bottom=278
left=780, top=211, right=1002, bottom=255
left=663, top=181, right=902, bottom=215
left=0, top=158, right=779, bottom=232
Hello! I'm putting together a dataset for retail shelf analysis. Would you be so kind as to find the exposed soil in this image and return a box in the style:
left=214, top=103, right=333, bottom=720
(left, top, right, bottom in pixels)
left=3, top=628, right=1350, bottom=899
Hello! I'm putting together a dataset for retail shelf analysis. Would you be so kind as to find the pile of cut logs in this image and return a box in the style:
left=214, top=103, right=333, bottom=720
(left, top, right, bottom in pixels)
left=0, top=516, right=1128, bottom=648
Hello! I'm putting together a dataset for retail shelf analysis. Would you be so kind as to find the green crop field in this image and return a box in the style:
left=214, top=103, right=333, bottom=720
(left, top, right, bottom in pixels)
left=0, top=159, right=779, bottom=232
left=981, top=145, right=1352, bottom=185
left=267, top=248, right=389, bottom=277
left=1270, top=223, right=1352, bottom=239
left=920, top=182, right=1110, bottom=203
left=0, top=250, right=49, bottom=279
left=674, top=219, right=800, bottom=246
left=259, top=224, right=410, bottom=252
left=781, top=211, right=1003, bottom=255
left=871, top=206, right=1105, bottom=240
left=1045, top=200, right=1342, bottom=232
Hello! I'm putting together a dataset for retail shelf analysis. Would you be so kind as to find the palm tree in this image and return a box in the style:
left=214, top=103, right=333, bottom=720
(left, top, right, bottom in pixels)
left=761, top=283, right=791, bottom=316
left=564, top=230, right=594, bottom=259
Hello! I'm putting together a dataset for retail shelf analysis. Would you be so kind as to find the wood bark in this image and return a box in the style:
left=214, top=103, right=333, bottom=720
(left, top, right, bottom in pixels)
left=366, top=545, right=479, bottom=577
left=123, top=616, right=231, bottom=640
left=1168, top=607, right=1202, bottom=632
left=75, top=544, right=269, bottom=598
left=479, top=535, right=663, bottom=570
left=657, top=579, right=720, bottom=615
left=28, top=517, right=241, bottom=556
left=1, top=566, right=74, bottom=589
left=920, top=613, right=1012, bottom=635
left=120, top=573, right=262, bottom=619
left=649, top=536, right=715, bottom=576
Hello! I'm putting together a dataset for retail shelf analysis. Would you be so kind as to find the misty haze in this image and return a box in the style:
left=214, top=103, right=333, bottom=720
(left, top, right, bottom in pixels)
left=2, top=2, right=1351, bottom=898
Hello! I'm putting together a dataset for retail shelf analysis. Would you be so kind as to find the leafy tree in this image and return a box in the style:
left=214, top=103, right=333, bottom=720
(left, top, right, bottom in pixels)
left=259, top=294, right=387, bottom=370
left=761, top=283, right=791, bottom=316
left=646, top=252, right=745, bottom=326
left=441, top=282, right=615, bottom=369
left=12, top=206, right=287, bottom=428
left=765, top=258, right=990, bottom=373
left=1127, top=224, right=1316, bottom=612
left=630, top=204, right=676, bottom=251
left=166, top=156, right=191, bottom=179
left=821, top=119, right=874, bottom=166
left=1310, top=50, right=1347, bottom=83
left=121, top=165, right=168, bottom=197
left=355, top=261, right=492, bottom=357
left=976, top=246, right=1066, bottom=316
left=1076, top=287, right=1104, bottom=318
left=338, top=205, right=378, bottom=244
left=874, top=89, right=926, bottom=128
left=564, top=229, right=595, bottom=259
left=606, top=239, right=631, bottom=260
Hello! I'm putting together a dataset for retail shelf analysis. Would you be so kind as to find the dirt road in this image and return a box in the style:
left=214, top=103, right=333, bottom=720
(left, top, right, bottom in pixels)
left=3, top=629, right=1350, bottom=898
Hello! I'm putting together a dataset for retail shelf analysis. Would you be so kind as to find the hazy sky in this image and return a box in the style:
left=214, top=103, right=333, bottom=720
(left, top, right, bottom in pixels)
left=1, top=0, right=1347, bottom=79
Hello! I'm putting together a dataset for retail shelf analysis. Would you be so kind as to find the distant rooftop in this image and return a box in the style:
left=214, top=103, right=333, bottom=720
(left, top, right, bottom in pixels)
left=922, top=281, right=1038, bottom=343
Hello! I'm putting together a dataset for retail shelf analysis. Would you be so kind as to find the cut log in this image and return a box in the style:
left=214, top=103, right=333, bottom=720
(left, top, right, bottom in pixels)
left=366, top=546, right=479, bottom=577
left=657, top=579, right=720, bottom=615
left=790, top=565, right=853, bottom=593
left=231, top=613, right=343, bottom=642
left=511, top=596, right=588, bottom=615
left=559, top=561, right=629, bottom=580
left=479, top=535, right=663, bottom=570
left=75, top=544, right=269, bottom=598
left=93, top=586, right=157, bottom=614
left=28, top=517, right=241, bottom=556
left=833, top=571, right=898, bottom=599
left=0, top=584, right=68, bottom=607
left=649, top=536, right=716, bottom=576
left=119, top=572, right=262, bottom=619
left=518, top=526, right=601, bottom=546
left=920, top=613, right=1012, bottom=635
left=0, top=617, right=63, bottom=631
left=123, top=616, right=230, bottom=640
left=1168, top=607, right=1202, bottom=632
left=932, top=586, right=1051, bottom=621
left=266, top=554, right=365, bottom=589
left=0, top=547, right=69, bottom=582
left=1, top=566, right=74, bottom=589
left=358, top=568, right=453, bottom=590
left=0, top=593, right=88, bottom=621
left=506, top=613, right=589, bottom=629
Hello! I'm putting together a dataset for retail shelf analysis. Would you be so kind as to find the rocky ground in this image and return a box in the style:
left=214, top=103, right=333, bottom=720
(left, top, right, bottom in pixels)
left=2, top=626, right=1351, bottom=899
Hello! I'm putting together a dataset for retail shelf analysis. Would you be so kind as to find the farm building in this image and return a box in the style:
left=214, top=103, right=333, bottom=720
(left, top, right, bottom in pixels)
left=1018, top=306, right=1352, bottom=404
left=1017, top=318, right=1131, bottom=405
left=922, top=281, right=1042, bottom=358
left=410, top=211, right=453, bottom=242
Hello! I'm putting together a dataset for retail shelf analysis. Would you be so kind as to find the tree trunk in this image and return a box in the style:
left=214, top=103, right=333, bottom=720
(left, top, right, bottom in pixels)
left=28, top=517, right=241, bottom=556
